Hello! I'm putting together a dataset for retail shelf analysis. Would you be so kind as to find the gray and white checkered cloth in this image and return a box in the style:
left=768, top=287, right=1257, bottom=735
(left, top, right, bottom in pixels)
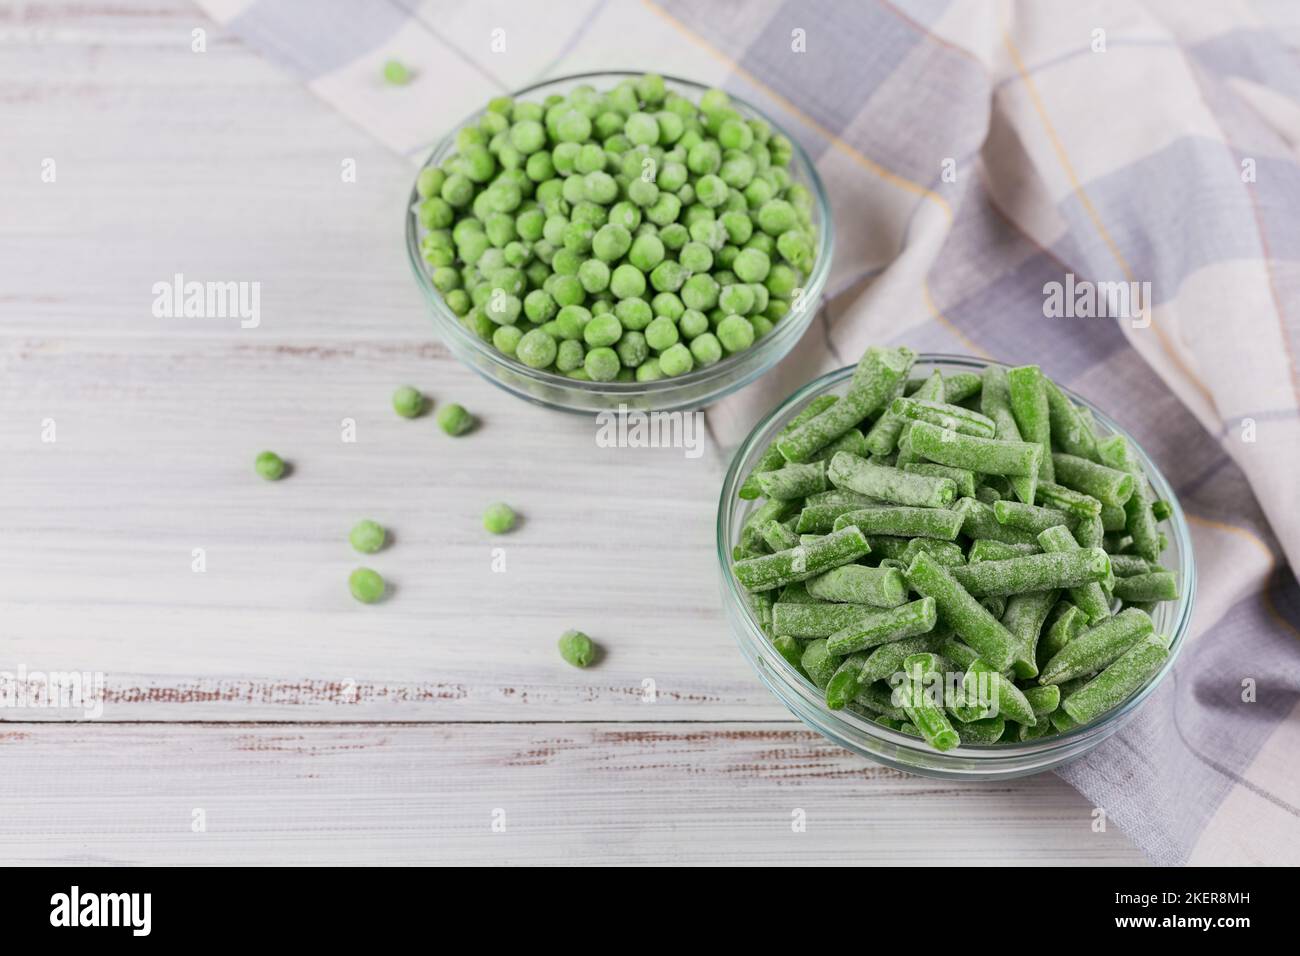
left=197, top=0, right=1300, bottom=865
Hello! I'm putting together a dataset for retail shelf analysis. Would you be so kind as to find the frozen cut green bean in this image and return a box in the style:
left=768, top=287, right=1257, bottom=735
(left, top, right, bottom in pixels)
left=738, top=498, right=797, bottom=555
left=825, top=597, right=937, bottom=656
left=859, top=632, right=945, bottom=684
left=773, top=601, right=878, bottom=638
left=906, top=370, right=981, bottom=404
left=948, top=549, right=1107, bottom=597
left=1061, top=631, right=1169, bottom=724
left=938, top=636, right=982, bottom=671
left=739, top=395, right=837, bottom=499
left=825, top=652, right=872, bottom=709
left=1035, top=481, right=1102, bottom=521
left=865, top=369, right=933, bottom=457
left=771, top=634, right=805, bottom=671
left=1044, top=379, right=1100, bottom=461
left=1051, top=453, right=1135, bottom=508
left=853, top=681, right=907, bottom=721
left=907, top=421, right=1042, bottom=481
left=992, top=500, right=1070, bottom=535
left=904, top=551, right=1017, bottom=671
left=794, top=503, right=868, bottom=534
left=1005, top=365, right=1054, bottom=483
left=733, top=526, right=871, bottom=592
left=807, top=428, right=870, bottom=464
left=755, top=460, right=827, bottom=500
left=902, top=461, right=976, bottom=499
left=955, top=498, right=1038, bottom=546
left=1037, top=524, right=1111, bottom=624
left=898, top=653, right=961, bottom=751
left=1001, top=588, right=1059, bottom=679
left=1039, top=607, right=1155, bottom=685
left=1037, top=601, right=1086, bottom=672
left=1097, top=434, right=1162, bottom=563
left=778, top=347, right=915, bottom=462
left=833, top=505, right=964, bottom=541
left=967, top=538, right=1039, bottom=562
left=827, top=452, right=957, bottom=508
left=800, top=639, right=839, bottom=689
left=1109, top=554, right=1154, bottom=577
left=1100, top=501, right=1128, bottom=532
left=889, top=396, right=997, bottom=438
left=979, top=364, right=1039, bottom=507
left=1112, top=571, right=1178, bottom=603
left=959, top=658, right=1035, bottom=725
left=955, top=716, right=1005, bottom=745
left=758, top=518, right=800, bottom=553
left=1022, top=684, right=1061, bottom=716
left=805, top=564, right=908, bottom=607
left=900, top=537, right=965, bottom=568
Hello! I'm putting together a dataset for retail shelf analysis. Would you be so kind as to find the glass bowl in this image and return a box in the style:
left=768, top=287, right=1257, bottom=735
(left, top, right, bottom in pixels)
left=405, top=71, right=834, bottom=414
left=717, top=354, right=1196, bottom=779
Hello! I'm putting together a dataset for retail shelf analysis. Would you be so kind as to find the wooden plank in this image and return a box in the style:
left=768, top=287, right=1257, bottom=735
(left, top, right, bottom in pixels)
left=0, top=723, right=1147, bottom=865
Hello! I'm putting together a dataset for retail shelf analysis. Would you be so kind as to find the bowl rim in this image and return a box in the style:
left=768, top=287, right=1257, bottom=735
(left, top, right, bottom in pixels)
left=716, top=353, right=1197, bottom=762
left=404, top=69, right=835, bottom=397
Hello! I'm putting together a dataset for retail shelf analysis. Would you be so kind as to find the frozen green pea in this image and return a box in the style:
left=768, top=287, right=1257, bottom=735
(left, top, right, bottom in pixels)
left=254, top=451, right=285, bottom=481
left=349, top=567, right=386, bottom=604
left=516, top=328, right=559, bottom=369
left=483, top=502, right=516, bottom=534
left=558, top=629, right=597, bottom=667
left=383, top=59, right=411, bottom=85
left=436, top=402, right=474, bottom=436
left=349, top=519, right=386, bottom=554
left=658, top=342, right=694, bottom=377
left=584, top=347, right=620, bottom=382
left=391, top=385, right=425, bottom=419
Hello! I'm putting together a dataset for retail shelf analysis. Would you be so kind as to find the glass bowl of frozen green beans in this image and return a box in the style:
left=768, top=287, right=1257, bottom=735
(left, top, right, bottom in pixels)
left=406, top=71, right=832, bottom=413
left=717, top=352, right=1195, bottom=779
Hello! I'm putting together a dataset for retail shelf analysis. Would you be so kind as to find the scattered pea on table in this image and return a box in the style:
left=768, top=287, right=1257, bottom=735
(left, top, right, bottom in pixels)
left=436, top=402, right=474, bottom=436
left=349, top=519, right=386, bottom=554
left=392, top=385, right=426, bottom=419
left=482, top=502, right=517, bottom=534
left=349, top=567, right=386, bottom=604
left=558, top=629, right=597, bottom=668
left=254, top=451, right=286, bottom=481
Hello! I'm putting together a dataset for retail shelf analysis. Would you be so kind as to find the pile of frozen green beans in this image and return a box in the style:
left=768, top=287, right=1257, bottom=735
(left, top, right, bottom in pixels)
left=414, top=74, right=817, bottom=382
left=730, top=346, right=1180, bottom=752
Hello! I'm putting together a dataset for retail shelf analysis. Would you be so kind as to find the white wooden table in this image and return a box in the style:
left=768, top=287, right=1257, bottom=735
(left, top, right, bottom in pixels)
left=0, top=0, right=1144, bottom=865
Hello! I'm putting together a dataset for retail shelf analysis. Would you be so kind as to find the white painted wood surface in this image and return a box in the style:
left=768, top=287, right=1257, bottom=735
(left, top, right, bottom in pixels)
left=0, top=0, right=1144, bottom=864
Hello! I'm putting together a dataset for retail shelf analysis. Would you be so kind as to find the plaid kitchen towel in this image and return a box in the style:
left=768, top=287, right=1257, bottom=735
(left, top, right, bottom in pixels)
left=196, top=0, right=1300, bottom=865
